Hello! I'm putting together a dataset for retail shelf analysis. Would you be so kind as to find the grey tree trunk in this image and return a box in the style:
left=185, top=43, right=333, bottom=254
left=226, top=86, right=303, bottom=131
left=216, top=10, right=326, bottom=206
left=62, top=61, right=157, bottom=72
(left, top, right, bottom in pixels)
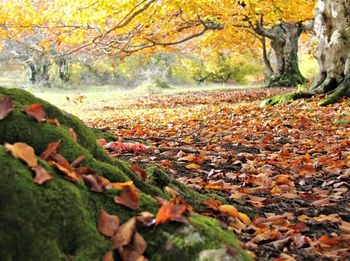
left=310, top=0, right=350, bottom=105
left=26, top=54, right=51, bottom=87
left=255, top=21, right=307, bottom=87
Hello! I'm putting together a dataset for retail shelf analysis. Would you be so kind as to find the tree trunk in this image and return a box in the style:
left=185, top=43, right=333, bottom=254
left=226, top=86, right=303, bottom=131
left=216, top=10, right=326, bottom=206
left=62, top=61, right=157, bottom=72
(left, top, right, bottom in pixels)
left=254, top=21, right=307, bottom=87
left=267, top=22, right=307, bottom=87
left=26, top=54, right=51, bottom=87
left=57, top=58, right=70, bottom=82
left=310, top=0, right=350, bottom=105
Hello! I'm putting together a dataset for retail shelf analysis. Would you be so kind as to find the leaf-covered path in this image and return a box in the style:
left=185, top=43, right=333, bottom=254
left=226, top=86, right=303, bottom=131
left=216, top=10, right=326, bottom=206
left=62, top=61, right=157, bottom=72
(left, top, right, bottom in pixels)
left=79, top=87, right=350, bottom=260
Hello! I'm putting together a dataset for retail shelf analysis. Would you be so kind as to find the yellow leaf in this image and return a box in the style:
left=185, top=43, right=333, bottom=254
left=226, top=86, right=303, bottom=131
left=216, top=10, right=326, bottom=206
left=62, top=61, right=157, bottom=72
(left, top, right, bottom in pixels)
left=111, top=180, right=134, bottom=190
left=218, top=205, right=239, bottom=218
left=185, top=163, right=201, bottom=169
left=238, top=212, right=252, bottom=225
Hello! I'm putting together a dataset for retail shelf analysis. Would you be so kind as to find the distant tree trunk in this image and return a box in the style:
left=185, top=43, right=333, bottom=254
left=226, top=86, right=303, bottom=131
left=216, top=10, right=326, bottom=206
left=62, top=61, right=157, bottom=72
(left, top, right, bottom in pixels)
left=57, top=58, right=70, bottom=82
left=254, top=21, right=307, bottom=87
left=26, top=54, right=51, bottom=87
left=310, top=0, right=350, bottom=105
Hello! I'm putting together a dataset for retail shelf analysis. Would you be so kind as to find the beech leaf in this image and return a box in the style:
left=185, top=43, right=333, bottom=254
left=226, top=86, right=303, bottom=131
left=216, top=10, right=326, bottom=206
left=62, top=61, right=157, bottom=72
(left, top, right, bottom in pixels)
left=111, top=217, right=136, bottom=249
left=33, top=165, right=54, bottom=185
left=98, top=210, right=120, bottom=237
left=24, top=104, right=46, bottom=122
left=0, top=96, right=14, bottom=120
left=5, top=142, right=38, bottom=168
left=114, top=185, right=139, bottom=210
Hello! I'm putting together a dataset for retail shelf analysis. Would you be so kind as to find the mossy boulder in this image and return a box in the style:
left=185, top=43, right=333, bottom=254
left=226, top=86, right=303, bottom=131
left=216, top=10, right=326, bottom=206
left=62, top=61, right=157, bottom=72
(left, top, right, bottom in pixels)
left=0, top=87, right=251, bottom=261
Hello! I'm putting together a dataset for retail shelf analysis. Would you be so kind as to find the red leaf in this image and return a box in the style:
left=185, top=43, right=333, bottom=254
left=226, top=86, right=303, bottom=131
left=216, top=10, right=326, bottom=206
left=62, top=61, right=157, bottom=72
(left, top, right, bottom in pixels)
left=24, top=104, right=46, bottom=122
left=0, top=96, right=14, bottom=120
left=32, top=165, right=54, bottom=185
left=114, top=185, right=139, bottom=210
left=5, top=142, right=38, bottom=168
left=49, top=159, right=79, bottom=182
left=111, top=217, right=137, bottom=249
left=98, top=210, right=120, bottom=237
left=98, top=139, right=107, bottom=146
left=40, top=141, right=61, bottom=160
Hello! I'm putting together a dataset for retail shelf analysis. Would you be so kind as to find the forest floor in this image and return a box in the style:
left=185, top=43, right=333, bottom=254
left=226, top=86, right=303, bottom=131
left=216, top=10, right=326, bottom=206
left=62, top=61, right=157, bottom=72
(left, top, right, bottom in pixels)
left=37, top=86, right=350, bottom=260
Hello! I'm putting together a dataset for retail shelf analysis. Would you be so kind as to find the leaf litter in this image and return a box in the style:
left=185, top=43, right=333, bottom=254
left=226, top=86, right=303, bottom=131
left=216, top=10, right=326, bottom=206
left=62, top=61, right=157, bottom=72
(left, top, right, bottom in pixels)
left=81, top=88, right=350, bottom=260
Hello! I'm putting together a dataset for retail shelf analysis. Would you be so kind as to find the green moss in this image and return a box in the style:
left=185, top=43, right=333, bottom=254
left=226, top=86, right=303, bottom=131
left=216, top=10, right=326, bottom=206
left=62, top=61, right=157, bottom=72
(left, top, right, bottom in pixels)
left=0, top=87, right=249, bottom=260
left=261, top=91, right=313, bottom=106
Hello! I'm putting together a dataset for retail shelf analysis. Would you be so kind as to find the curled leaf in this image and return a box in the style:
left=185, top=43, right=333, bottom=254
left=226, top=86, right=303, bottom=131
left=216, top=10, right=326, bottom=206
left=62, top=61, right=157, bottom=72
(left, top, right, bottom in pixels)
left=33, top=165, right=54, bottom=185
left=24, top=104, right=46, bottom=122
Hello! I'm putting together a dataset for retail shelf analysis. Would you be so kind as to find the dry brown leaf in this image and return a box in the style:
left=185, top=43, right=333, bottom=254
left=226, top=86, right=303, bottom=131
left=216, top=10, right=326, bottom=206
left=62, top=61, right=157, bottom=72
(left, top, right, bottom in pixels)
left=114, top=184, right=139, bottom=210
left=98, top=210, right=120, bottom=237
left=111, top=217, right=137, bottom=249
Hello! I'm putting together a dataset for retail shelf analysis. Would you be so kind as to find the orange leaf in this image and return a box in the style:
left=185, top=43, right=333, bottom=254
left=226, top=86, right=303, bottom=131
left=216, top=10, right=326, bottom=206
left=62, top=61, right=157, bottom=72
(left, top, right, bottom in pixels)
left=118, top=232, right=147, bottom=261
left=102, top=251, right=114, bottom=261
left=32, top=165, right=54, bottom=185
left=24, top=104, right=46, bottom=122
left=5, top=142, right=38, bottom=168
left=238, top=212, right=252, bottom=225
left=71, top=155, right=85, bottom=167
left=219, top=205, right=239, bottom=218
left=0, top=96, right=14, bottom=120
left=49, top=161, right=79, bottom=181
left=111, top=180, right=134, bottom=190
left=47, top=118, right=60, bottom=126
left=155, top=196, right=189, bottom=225
left=111, top=217, right=137, bottom=249
left=98, top=210, right=120, bottom=237
left=114, top=184, right=139, bottom=210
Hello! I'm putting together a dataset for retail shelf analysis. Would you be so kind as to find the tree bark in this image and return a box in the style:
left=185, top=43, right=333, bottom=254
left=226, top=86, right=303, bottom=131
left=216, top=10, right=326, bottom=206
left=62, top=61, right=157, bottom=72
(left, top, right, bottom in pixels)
left=26, top=54, right=51, bottom=87
left=255, top=21, right=307, bottom=87
left=57, top=58, right=70, bottom=82
left=310, top=0, right=350, bottom=105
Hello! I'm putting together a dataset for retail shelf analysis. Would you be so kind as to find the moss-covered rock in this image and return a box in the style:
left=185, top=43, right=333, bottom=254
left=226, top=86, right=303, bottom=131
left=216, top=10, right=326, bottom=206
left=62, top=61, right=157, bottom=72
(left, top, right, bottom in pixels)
left=0, top=87, right=251, bottom=261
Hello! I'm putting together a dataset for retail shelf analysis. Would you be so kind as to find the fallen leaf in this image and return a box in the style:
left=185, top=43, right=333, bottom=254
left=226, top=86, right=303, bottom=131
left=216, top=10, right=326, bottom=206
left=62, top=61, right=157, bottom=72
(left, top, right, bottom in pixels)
left=185, top=163, right=201, bottom=169
left=114, top=184, right=139, bottom=210
left=130, top=165, right=147, bottom=180
left=47, top=118, right=60, bottom=126
left=98, top=210, right=120, bottom=237
left=32, top=165, right=54, bottom=185
left=70, top=155, right=85, bottom=167
left=156, top=196, right=189, bottom=225
left=111, top=217, right=137, bottom=249
left=238, top=212, right=252, bottom=225
left=5, top=142, right=38, bottom=168
left=219, top=205, right=239, bottom=218
left=0, top=96, right=14, bottom=120
left=69, top=128, right=78, bottom=141
left=40, top=141, right=61, bottom=160
left=49, top=161, right=79, bottom=181
left=82, top=175, right=103, bottom=192
left=102, top=251, right=114, bottom=261
left=110, top=180, right=134, bottom=190
left=24, top=104, right=46, bottom=122
left=136, top=212, right=155, bottom=227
